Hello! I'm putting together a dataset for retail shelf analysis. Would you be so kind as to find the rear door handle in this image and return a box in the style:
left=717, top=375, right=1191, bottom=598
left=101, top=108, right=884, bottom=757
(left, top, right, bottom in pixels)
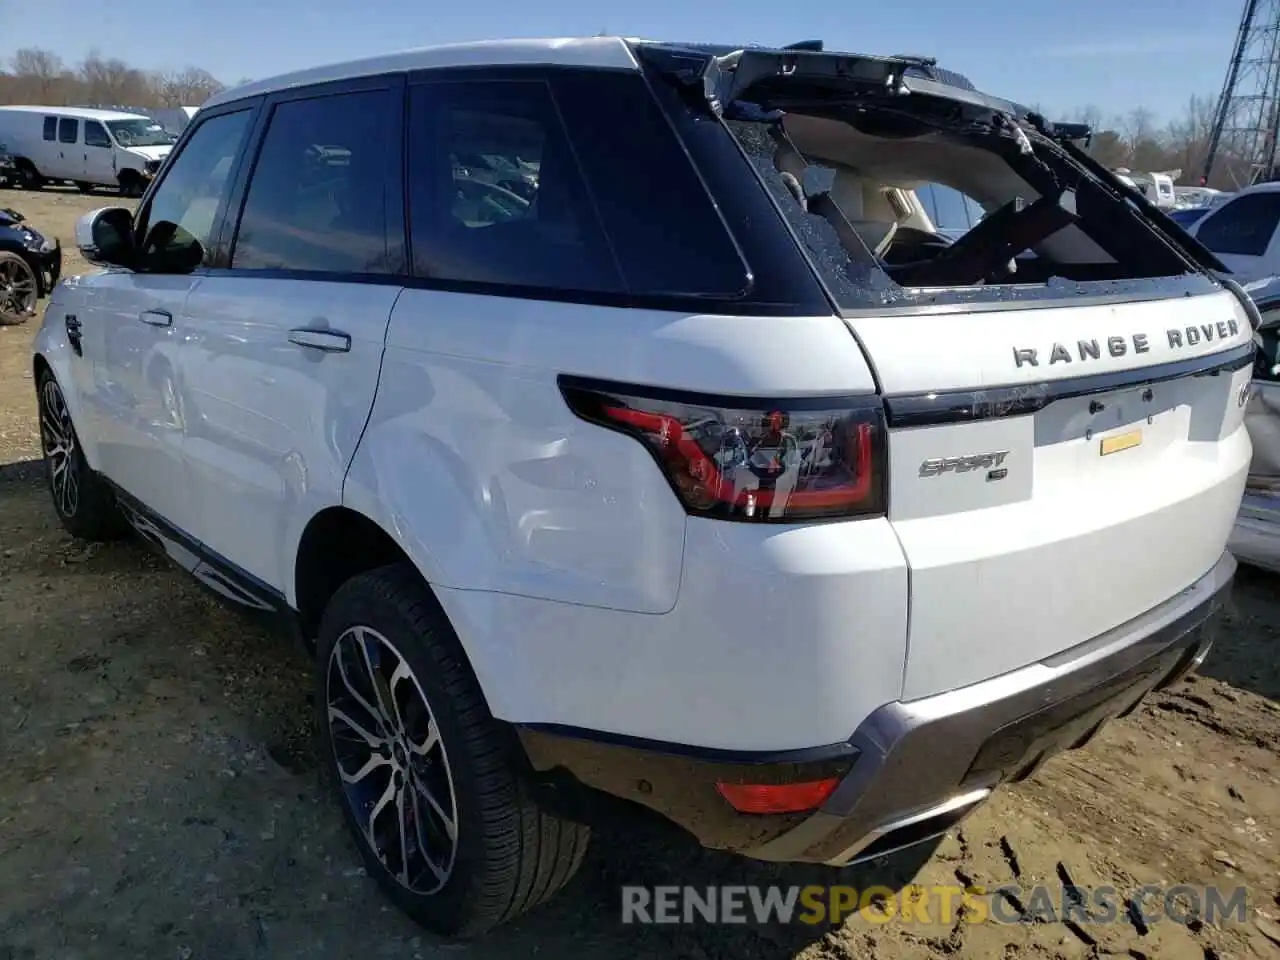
left=139, top=309, right=172, bottom=327
left=288, top=327, right=351, bottom=353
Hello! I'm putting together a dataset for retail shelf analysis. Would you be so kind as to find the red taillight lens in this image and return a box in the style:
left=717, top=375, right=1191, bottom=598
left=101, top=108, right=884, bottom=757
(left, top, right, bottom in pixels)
left=715, top=778, right=840, bottom=814
left=559, top=377, right=886, bottom=522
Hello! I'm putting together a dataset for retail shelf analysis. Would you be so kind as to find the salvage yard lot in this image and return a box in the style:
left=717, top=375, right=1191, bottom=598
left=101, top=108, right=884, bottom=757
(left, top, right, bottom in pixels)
left=1, top=187, right=1279, bottom=960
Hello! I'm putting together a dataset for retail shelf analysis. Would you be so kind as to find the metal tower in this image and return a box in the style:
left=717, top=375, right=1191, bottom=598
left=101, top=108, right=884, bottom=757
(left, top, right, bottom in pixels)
left=1204, top=0, right=1280, bottom=186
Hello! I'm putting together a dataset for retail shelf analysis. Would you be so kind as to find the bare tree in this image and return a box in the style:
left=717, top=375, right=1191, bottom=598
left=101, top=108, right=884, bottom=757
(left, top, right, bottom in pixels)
left=153, top=67, right=224, bottom=106
left=9, top=48, right=64, bottom=101
left=79, top=50, right=154, bottom=107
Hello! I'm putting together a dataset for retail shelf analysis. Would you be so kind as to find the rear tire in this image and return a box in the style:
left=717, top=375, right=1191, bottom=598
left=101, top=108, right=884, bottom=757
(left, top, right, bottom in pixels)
left=14, top=160, right=43, bottom=190
left=36, top=368, right=128, bottom=542
left=75, top=181, right=94, bottom=194
left=316, top=563, right=590, bottom=938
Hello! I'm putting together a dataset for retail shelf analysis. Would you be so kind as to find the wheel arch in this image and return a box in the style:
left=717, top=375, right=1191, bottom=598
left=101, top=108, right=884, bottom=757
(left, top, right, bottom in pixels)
left=32, top=348, right=101, bottom=470
left=293, top=505, right=507, bottom=716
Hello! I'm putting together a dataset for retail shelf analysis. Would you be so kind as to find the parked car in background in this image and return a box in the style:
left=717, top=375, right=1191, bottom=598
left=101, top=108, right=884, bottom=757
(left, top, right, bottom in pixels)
left=1187, top=181, right=1280, bottom=282
left=34, top=37, right=1249, bottom=938
left=1229, top=276, right=1280, bottom=573
left=0, top=106, right=176, bottom=196
left=0, top=206, right=60, bottom=324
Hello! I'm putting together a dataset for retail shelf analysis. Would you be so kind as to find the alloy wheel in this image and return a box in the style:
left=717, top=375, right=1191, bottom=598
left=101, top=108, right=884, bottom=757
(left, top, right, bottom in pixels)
left=0, top=257, right=36, bottom=319
left=326, top=624, right=459, bottom=895
left=39, top=378, right=79, bottom=518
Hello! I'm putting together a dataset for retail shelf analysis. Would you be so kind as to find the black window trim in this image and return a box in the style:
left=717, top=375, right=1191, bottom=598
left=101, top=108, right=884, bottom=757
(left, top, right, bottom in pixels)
left=164, top=65, right=833, bottom=317
left=132, top=96, right=265, bottom=273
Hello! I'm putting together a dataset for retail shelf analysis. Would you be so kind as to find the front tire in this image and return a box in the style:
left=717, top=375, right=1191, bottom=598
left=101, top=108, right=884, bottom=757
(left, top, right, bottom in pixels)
left=118, top=172, right=145, bottom=199
left=36, top=369, right=128, bottom=541
left=316, top=564, right=590, bottom=938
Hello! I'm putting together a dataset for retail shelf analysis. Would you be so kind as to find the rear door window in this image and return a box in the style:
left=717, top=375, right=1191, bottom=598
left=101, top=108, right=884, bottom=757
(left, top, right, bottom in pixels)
left=406, top=70, right=749, bottom=301
left=407, top=78, right=623, bottom=294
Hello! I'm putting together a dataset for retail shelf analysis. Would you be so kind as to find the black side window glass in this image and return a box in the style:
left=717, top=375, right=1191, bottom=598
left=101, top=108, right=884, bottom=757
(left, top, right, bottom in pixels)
left=231, top=89, right=395, bottom=274
left=139, top=109, right=253, bottom=271
left=58, top=118, right=78, bottom=144
left=550, top=70, right=750, bottom=299
left=42, top=117, right=57, bottom=141
left=1198, top=194, right=1280, bottom=257
left=84, top=122, right=111, bottom=148
left=407, top=79, right=623, bottom=294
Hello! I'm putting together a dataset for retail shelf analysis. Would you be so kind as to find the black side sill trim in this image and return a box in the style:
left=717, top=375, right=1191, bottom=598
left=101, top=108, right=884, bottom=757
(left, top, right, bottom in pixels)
left=513, top=722, right=860, bottom=766
left=883, top=341, right=1256, bottom=429
left=108, top=480, right=289, bottom=614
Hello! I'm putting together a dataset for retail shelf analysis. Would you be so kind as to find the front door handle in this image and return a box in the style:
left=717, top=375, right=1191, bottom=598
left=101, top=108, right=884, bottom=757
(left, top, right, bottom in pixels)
left=139, top=309, right=172, bottom=327
left=288, top=327, right=351, bottom=353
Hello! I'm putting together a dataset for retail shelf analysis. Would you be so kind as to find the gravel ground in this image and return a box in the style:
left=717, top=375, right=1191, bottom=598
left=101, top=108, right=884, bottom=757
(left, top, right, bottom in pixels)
left=1, top=187, right=1278, bottom=960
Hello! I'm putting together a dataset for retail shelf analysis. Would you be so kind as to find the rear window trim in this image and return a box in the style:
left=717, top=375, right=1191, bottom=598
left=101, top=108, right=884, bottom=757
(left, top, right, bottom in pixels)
left=883, top=340, right=1255, bottom=428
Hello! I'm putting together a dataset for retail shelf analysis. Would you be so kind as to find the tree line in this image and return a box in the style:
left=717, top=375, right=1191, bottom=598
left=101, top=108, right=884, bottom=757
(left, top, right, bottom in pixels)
left=0, top=47, right=1256, bottom=188
left=0, top=48, right=232, bottom=112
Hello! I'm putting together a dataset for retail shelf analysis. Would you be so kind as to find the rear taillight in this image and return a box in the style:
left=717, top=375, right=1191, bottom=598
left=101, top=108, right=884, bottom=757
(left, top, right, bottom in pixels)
left=558, top=376, right=886, bottom=522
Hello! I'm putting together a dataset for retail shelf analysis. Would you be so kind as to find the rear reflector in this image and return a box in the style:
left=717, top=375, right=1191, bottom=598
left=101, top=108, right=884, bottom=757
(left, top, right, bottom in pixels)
left=715, top=777, right=840, bottom=814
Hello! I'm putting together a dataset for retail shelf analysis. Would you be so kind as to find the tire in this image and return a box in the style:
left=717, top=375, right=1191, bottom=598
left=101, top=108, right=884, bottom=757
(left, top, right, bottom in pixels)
left=0, top=251, right=38, bottom=325
left=118, top=173, right=144, bottom=199
left=316, top=563, right=590, bottom=938
left=75, top=181, right=94, bottom=194
left=36, top=368, right=128, bottom=542
left=14, top=160, right=43, bottom=190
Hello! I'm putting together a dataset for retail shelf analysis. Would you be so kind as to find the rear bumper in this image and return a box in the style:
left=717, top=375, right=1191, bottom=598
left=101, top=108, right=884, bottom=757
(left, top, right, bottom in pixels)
left=516, top=551, right=1233, bottom=863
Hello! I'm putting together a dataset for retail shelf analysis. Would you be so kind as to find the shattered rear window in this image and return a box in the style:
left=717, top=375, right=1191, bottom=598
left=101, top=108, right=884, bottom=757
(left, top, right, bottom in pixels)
left=722, top=106, right=1219, bottom=312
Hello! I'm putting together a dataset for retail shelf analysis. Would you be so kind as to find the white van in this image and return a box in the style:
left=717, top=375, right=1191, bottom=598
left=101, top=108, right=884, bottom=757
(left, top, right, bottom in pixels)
left=1113, top=169, right=1177, bottom=209
left=0, top=106, right=176, bottom=195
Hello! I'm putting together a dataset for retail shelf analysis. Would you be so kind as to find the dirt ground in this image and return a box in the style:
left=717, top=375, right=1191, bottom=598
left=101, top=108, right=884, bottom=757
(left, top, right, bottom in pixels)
left=1, top=186, right=1278, bottom=960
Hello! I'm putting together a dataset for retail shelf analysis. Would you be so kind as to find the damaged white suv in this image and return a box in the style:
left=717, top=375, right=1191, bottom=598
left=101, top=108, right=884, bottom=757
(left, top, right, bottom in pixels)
left=33, top=37, right=1253, bottom=937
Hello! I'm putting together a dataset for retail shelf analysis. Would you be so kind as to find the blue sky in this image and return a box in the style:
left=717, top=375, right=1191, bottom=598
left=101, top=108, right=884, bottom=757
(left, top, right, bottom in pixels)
left=2, top=0, right=1245, bottom=125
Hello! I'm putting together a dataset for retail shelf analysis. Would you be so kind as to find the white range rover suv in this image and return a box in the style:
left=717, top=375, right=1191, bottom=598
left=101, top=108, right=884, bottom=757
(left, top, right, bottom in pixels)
left=32, top=37, right=1254, bottom=937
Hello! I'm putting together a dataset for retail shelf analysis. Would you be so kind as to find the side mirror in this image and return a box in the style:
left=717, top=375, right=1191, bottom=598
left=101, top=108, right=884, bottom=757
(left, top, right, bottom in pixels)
left=76, top=207, right=135, bottom=268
